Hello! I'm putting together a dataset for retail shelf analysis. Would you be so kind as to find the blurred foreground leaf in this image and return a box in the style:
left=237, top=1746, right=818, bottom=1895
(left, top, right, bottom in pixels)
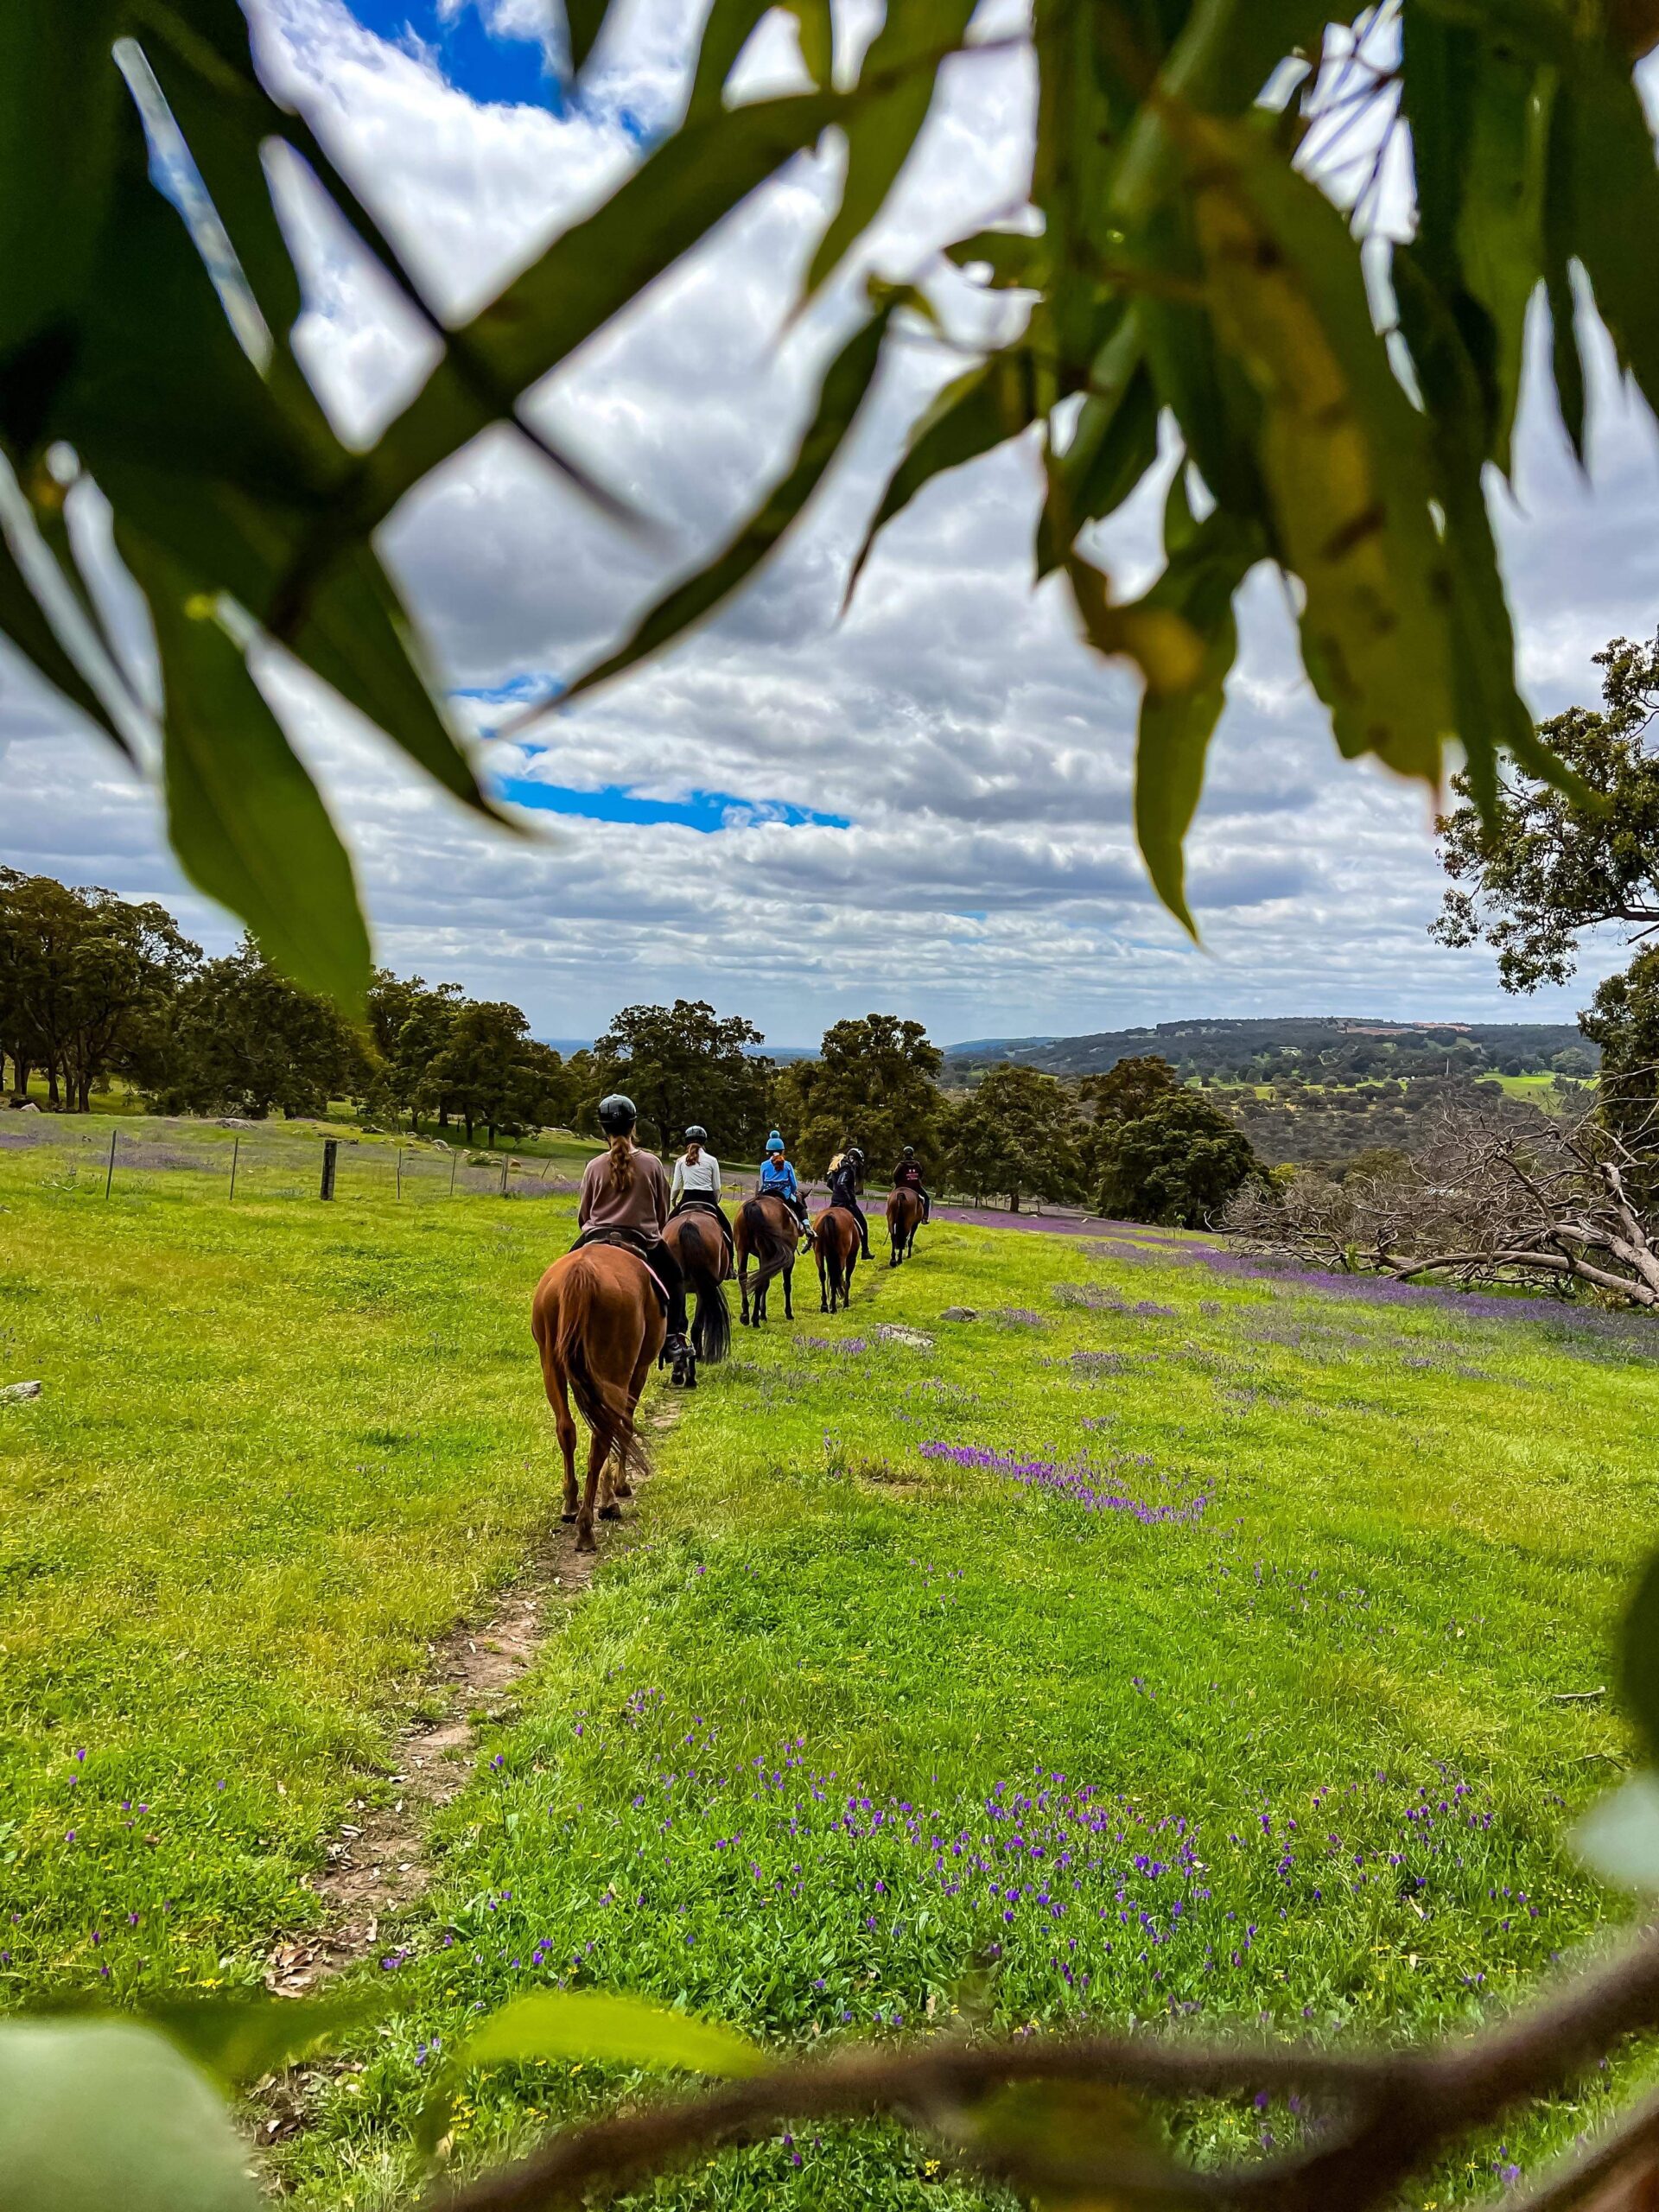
left=0, top=2018, right=257, bottom=2212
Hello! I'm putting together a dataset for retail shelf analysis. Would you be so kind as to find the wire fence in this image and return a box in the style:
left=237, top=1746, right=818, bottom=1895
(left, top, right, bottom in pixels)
left=3, top=1116, right=1103, bottom=1225
left=0, top=1114, right=584, bottom=1206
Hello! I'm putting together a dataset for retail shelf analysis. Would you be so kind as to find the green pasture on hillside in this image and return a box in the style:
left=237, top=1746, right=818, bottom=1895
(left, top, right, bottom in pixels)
left=2, top=1118, right=1658, bottom=2206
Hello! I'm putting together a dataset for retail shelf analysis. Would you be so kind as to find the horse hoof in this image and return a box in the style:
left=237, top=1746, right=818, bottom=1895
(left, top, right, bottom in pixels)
left=612, top=1478, right=633, bottom=1499
left=561, top=1510, right=577, bottom=1524
left=576, top=1529, right=597, bottom=1553
left=599, top=1503, right=623, bottom=1521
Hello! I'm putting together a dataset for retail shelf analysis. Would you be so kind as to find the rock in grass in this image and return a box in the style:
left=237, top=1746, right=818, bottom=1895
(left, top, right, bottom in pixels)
left=941, top=1306, right=979, bottom=1322
left=874, top=1324, right=934, bottom=1349
left=1, top=1380, right=41, bottom=1402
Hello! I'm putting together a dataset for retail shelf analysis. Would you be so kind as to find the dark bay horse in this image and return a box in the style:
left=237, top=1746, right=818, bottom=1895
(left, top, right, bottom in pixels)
left=663, top=1206, right=732, bottom=1366
left=531, top=1244, right=664, bottom=1551
left=734, top=1192, right=798, bottom=1325
left=814, top=1205, right=861, bottom=1313
left=886, top=1185, right=923, bottom=1267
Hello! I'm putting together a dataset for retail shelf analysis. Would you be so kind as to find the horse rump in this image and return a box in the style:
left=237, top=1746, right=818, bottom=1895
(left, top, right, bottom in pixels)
left=676, top=1213, right=731, bottom=1364
left=553, top=1255, right=652, bottom=1490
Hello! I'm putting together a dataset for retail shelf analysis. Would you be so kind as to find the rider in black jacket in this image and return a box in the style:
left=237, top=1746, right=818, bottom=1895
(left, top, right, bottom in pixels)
left=825, top=1144, right=872, bottom=1262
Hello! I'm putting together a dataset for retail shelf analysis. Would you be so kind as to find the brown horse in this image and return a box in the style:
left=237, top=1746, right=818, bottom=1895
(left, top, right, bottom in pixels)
left=886, top=1185, right=923, bottom=1267
left=531, top=1243, right=664, bottom=1551
left=814, top=1205, right=861, bottom=1313
left=734, top=1192, right=798, bottom=1325
left=663, top=1206, right=732, bottom=1366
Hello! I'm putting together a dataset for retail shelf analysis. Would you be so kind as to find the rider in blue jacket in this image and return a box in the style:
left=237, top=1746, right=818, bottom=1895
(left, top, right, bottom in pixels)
left=759, top=1131, right=812, bottom=1245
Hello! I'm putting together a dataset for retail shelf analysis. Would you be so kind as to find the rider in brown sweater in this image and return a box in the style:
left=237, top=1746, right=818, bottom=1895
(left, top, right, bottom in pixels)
left=574, top=1095, right=693, bottom=1384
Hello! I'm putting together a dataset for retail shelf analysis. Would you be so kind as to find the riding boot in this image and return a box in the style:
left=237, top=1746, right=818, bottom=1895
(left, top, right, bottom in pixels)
left=665, top=1331, right=696, bottom=1388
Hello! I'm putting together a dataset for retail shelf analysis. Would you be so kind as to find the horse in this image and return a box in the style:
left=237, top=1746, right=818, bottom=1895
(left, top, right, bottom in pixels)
left=663, top=1205, right=733, bottom=1367
left=814, top=1205, right=861, bottom=1313
left=734, top=1192, right=798, bottom=1325
left=531, top=1243, right=664, bottom=1552
left=886, top=1185, right=923, bottom=1267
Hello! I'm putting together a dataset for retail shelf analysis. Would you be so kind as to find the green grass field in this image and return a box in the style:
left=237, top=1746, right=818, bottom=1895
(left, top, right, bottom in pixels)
left=3, top=1120, right=1657, bottom=2206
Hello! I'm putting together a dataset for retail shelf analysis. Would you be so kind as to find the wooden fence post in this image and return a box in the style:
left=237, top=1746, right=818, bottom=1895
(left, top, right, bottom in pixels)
left=396, top=1147, right=404, bottom=1200
left=105, top=1126, right=117, bottom=1198
left=320, top=1138, right=339, bottom=1202
left=229, top=1136, right=238, bottom=1204
left=448, top=1150, right=459, bottom=1197
left=499, top=1155, right=510, bottom=1198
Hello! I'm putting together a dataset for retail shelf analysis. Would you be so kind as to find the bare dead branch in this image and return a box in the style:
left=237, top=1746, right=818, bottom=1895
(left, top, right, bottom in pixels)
left=435, top=1930, right=1659, bottom=2212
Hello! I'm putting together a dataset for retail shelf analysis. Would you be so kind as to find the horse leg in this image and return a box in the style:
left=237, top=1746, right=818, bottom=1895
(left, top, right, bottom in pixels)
left=817, top=1242, right=829, bottom=1313
left=550, top=1357, right=579, bottom=1522
left=577, top=1418, right=609, bottom=1551
left=739, top=1249, right=752, bottom=1327
left=783, top=1256, right=794, bottom=1320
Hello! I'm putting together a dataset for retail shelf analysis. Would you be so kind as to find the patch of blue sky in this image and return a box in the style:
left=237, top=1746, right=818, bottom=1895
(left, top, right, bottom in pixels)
left=495, top=779, right=852, bottom=833
left=338, top=2, right=656, bottom=137
left=454, top=672, right=563, bottom=709
left=343, top=0, right=562, bottom=109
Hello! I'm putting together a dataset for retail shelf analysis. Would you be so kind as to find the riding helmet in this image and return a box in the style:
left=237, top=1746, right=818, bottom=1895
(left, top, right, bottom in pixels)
left=902, top=1144, right=915, bottom=1160
left=766, top=1131, right=785, bottom=1154
left=597, top=1093, right=638, bottom=1136
left=684, top=1124, right=709, bottom=1145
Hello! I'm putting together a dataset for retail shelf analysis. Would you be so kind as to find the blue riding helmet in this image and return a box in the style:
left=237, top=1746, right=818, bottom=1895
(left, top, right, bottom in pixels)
left=765, top=1134, right=785, bottom=1154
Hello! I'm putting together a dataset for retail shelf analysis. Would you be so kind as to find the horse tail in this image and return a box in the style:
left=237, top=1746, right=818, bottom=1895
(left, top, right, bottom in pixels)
left=678, top=1217, right=731, bottom=1364
left=740, top=1197, right=780, bottom=1274
left=556, top=1255, right=652, bottom=1485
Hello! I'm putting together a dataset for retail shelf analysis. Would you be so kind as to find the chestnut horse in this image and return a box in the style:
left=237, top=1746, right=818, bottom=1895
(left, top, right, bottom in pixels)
left=814, top=1205, right=861, bottom=1313
left=531, top=1243, right=664, bottom=1551
left=734, top=1192, right=798, bottom=1325
left=886, top=1185, right=923, bottom=1267
left=663, top=1206, right=732, bottom=1366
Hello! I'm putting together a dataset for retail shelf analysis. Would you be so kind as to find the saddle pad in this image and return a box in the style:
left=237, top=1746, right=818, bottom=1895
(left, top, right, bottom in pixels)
left=571, top=1228, right=671, bottom=1315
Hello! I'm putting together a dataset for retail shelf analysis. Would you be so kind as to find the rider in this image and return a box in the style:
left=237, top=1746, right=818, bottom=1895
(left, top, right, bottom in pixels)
left=825, top=1141, right=872, bottom=1262
left=759, top=1130, right=813, bottom=1248
left=670, top=1124, right=732, bottom=1253
left=574, top=1094, right=695, bottom=1386
left=892, top=1143, right=931, bottom=1224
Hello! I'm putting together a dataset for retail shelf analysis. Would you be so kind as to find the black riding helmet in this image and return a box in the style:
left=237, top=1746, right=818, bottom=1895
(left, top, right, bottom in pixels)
left=598, top=1093, right=638, bottom=1137
left=684, top=1124, right=709, bottom=1145
left=902, top=1144, right=916, bottom=1160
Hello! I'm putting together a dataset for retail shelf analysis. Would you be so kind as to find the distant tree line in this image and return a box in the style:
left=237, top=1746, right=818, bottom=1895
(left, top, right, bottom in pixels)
left=0, top=872, right=1270, bottom=1224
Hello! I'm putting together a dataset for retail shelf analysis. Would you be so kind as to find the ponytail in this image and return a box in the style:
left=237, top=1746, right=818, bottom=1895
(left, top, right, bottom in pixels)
left=602, top=1131, right=636, bottom=1198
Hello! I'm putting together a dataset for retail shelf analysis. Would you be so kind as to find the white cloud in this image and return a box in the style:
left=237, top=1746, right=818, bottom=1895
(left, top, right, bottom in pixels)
left=3, top=0, right=1656, bottom=1044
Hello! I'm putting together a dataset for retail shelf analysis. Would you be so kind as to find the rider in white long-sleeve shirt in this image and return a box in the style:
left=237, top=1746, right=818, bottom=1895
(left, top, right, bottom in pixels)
left=670, top=1127, right=732, bottom=1252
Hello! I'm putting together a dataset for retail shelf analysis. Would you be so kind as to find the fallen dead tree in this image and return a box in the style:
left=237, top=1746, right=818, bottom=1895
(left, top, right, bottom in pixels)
left=1224, top=1097, right=1659, bottom=1311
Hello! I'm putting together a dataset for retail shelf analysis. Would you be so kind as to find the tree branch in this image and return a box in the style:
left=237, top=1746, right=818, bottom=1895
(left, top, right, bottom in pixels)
left=435, top=1930, right=1659, bottom=2212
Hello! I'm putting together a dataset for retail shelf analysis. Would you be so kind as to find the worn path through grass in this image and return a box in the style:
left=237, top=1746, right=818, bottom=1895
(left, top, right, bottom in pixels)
left=3, top=1132, right=1659, bottom=2207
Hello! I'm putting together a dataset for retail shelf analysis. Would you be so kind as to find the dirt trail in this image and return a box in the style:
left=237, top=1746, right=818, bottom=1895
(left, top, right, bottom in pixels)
left=264, top=1395, right=682, bottom=1999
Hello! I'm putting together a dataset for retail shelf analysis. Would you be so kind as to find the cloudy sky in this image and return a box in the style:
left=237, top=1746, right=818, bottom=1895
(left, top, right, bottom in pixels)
left=3, top=0, right=1657, bottom=1049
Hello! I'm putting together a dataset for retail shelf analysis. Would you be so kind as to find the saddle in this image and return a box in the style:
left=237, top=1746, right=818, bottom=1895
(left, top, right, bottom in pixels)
left=571, top=1225, right=670, bottom=1314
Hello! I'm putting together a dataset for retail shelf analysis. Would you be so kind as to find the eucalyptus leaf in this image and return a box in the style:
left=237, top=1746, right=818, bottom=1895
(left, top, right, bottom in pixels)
left=0, top=2018, right=257, bottom=2212
left=143, top=1990, right=384, bottom=2088
left=1574, top=1773, right=1659, bottom=1893
left=804, top=0, right=976, bottom=299
left=1621, top=1548, right=1659, bottom=1758
left=1185, top=113, right=1458, bottom=786
left=127, top=533, right=371, bottom=1010
left=1130, top=507, right=1261, bottom=934
left=845, top=345, right=1035, bottom=610
left=560, top=306, right=894, bottom=706
left=462, top=1989, right=767, bottom=2075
